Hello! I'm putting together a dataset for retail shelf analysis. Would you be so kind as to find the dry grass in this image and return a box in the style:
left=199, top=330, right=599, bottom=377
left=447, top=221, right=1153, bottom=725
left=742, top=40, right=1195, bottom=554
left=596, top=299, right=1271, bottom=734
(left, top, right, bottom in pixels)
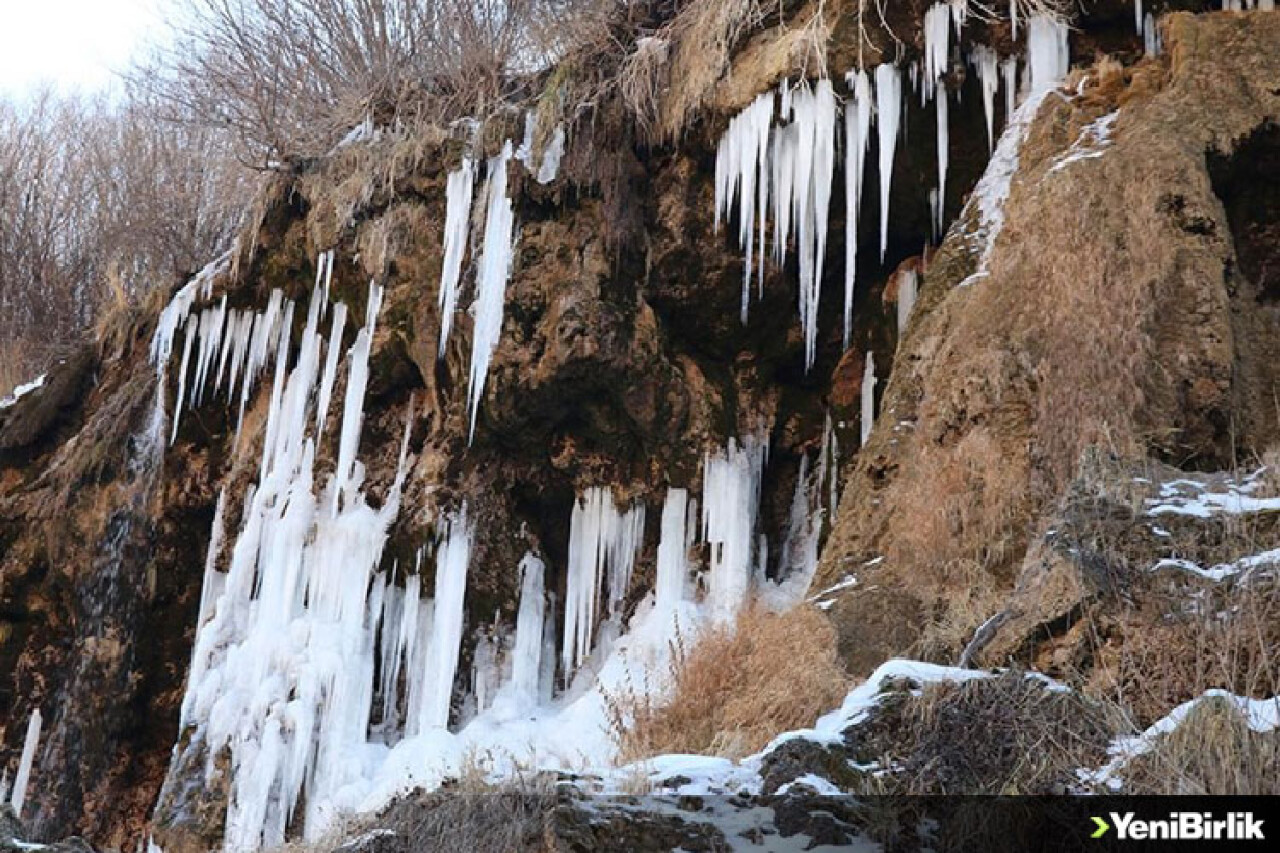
left=618, top=0, right=766, bottom=143
left=886, top=431, right=1031, bottom=656
left=0, top=337, right=31, bottom=398
left=858, top=671, right=1118, bottom=795
left=606, top=603, right=849, bottom=761
left=1119, top=696, right=1280, bottom=795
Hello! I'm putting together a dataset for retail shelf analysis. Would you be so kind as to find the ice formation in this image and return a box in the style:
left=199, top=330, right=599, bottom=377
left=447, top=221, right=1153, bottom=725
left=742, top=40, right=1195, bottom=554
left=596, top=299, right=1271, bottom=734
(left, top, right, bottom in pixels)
left=150, top=254, right=819, bottom=848
left=1027, top=14, right=1070, bottom=95
left=934, top=91, right=950, bottom=238
left=505, top=553, right=548, bottom=712
left=860, top=352, right=877, bottom=447
left=1144, top=13, right=1162, bottom=56
left=466, top=142, right=517, bottom=442
left=562, top=488, right=647, bottom=675
left=713, top=79, right=838, bottom=370
left=874, top=64, right=902, bottom=262
left=702, top=436, right=768, bottom=621
left=438, top=158, right=476, bottom=358
left=9, top=708, right=40, bottom=817
left=419, top=510, right=473, bottom=732
left=714, top=91, right=772, bottom=323
left=971, top=45, right=1000, bottom=153
left=843, top=70, right=872, bottom=349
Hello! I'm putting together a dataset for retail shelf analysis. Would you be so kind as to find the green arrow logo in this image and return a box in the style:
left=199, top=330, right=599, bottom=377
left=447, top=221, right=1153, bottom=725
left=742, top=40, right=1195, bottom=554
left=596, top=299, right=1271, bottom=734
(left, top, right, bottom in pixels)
left=1091, top=816, right=1111, bottom=839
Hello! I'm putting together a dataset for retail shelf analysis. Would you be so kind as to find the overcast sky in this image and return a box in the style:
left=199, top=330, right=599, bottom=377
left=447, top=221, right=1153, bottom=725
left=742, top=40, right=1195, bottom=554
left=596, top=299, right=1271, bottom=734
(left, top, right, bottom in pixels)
left=0, top=0, right=164, bottom=97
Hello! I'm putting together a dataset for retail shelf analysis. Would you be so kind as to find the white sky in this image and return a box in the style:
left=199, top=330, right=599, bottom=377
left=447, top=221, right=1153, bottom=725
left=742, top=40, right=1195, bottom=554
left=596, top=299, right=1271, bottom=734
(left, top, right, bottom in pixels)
left=0, top=0, right=164, bottom=97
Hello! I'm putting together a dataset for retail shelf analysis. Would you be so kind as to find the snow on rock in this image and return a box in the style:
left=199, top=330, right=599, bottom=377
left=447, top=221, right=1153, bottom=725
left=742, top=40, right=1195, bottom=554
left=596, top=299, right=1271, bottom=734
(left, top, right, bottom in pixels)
left=0, top=374, right=45, bottom=409
left=1151, top=550, right=1280, bottom=583
left=1081, top=690, right=1280, bottom=790
left=1048, top=111, right=1119, bottom=174
left=1145, top=473, right=1280, bottom=518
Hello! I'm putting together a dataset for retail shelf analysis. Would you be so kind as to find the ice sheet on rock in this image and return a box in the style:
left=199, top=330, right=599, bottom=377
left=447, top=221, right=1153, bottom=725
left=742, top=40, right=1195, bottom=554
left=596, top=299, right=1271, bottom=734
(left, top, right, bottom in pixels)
left=860, top=352, right=876, bottom=447
left=957, top=87, right=1052, bottom=287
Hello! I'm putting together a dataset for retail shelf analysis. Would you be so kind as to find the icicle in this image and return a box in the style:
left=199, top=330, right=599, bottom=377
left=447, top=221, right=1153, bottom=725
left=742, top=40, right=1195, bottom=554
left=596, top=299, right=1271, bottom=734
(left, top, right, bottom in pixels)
left=1135, top=0, right=1144, bottom=34
left=314, top=302, right=348, bottom=444
left=654, top=488, right=690, bottom=622
left=971, top=46, right=999, bottom=153
left=790, top=79, right=838, bottom=372
left=507, top=553, right=546, bottom=712
left=438, top=158, right=475, bottom=358
left=934, top=88, right=949, bottom=239
left=875, top=64, right=903, bottom=262
left=170, top=314, right=198, bottom=443
left=713, top=92, right=773, bottom=323
left=1144, top=14, right=1162, bottom=56
left=561, top=488, right=646, bottom=676
left=843, top=70, right=872, bottom=349
left=701, top=435, right=767, bottom=622
left=1002, top=57, right=1019, bottom=120
left=1010, top=0, right=1020, bottom=39
left=9, top=708, right=41, bottom=817
left=923, top=5, right=951, bottom=101
left=1027, top=14, right=1070, bottom=95
left=420, top=507, right=472, bottom=732
left=860, top=352, right=877, bottom=447
left=467, top=143, right=516, bottom=443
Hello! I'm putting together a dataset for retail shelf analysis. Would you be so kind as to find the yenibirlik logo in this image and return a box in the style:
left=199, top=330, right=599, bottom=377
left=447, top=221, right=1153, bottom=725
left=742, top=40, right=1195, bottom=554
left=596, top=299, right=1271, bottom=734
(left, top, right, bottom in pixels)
left=1091, top=812, right=1265, bottom=841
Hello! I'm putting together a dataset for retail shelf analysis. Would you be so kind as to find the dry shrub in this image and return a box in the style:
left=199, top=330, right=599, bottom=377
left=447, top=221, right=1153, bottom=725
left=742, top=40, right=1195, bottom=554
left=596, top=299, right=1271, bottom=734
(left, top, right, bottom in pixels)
left=608, top=604, right=849, bottom=761
left=619, top=0, right=766, bottom=143
left=866, top=671, right=1118, bottom=795
left=1120, top=696, right=1280, bottom=795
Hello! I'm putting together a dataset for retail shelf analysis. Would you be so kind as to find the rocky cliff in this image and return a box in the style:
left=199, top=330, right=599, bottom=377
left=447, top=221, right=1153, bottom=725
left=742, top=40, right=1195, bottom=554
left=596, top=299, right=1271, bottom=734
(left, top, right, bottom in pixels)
left=2, top=2, right=1278, bottom=851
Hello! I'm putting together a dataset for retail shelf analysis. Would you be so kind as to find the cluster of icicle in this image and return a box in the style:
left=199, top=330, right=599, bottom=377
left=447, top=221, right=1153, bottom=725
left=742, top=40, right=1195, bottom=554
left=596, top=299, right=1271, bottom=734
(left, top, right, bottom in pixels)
left=712, top=7, right=1072, bottom=367
left=153, top=258, right=836, bottom=850
left=434, top=112, right=566, bottom=444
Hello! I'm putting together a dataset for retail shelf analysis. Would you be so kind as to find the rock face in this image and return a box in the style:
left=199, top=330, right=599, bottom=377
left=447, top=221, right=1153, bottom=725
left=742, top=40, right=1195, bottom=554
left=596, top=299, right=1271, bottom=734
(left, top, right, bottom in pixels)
left=0, top=2, right=1276, bottom=850
left=819, top=11, right=1280, bottom=677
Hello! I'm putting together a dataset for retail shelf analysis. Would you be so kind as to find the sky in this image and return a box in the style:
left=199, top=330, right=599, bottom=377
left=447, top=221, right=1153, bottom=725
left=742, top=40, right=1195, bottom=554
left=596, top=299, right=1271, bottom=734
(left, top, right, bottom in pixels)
left=0, top=0, right=164, bottom=97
